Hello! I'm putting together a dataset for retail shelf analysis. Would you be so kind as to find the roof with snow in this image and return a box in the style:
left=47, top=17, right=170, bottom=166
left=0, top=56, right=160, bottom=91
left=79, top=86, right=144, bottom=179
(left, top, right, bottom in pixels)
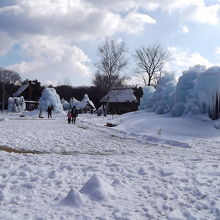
left=13, top=83, right=29, bottom=97
left=101, top=88, right=137, bottom=103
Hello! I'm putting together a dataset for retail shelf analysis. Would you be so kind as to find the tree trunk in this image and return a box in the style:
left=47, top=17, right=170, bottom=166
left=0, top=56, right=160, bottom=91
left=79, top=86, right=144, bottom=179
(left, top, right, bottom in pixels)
left=147, top=75, right=152, bottom=86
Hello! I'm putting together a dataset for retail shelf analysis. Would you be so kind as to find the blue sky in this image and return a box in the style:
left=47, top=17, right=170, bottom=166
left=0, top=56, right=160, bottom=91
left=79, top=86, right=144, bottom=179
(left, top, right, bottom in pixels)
left=0, top=0, right=220, bottom=86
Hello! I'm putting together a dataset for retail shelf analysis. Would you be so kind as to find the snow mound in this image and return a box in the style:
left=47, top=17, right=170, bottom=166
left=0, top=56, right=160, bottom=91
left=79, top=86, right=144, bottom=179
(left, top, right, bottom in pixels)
left=80, top=174, right=113, bottom=201
left=39, top=88, right=63, bottom=113
left=158, top=168, right=174, bottom=177
left=59, top=189, right=82, bottom=207
left=167, top=209, right=185, bottom=220
left=111, top=179, right=125, bottom=188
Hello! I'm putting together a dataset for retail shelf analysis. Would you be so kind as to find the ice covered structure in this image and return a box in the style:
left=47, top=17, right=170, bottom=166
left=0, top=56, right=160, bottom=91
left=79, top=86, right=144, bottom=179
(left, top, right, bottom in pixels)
left=152, top=73, right=176, bottom=114
left=139, top=73, right=176, bottom=114
left=38, top=88, right=63, bottom=113
left=171, top=66, right=203, bottom=117
left=61, top=97, right=80, bottom=110
left=61, top=98, right=70, bottom=110
left=77, top=94, right=96, bottom=111
left=194, top=67, right=220, bottom=114
left=70, top=97, right=80, bottom=109
left=8, top=97, right=26, bottom=112
left=140, top=65, right=220, bottom=118
left=139, top=86, right=155, bottom=110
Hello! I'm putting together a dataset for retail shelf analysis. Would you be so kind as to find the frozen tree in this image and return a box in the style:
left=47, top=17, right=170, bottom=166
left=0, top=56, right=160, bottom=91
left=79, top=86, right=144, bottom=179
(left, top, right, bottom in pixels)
left=134, top=44, right=172, bottom=86
left=0, top=68, right=21, bottom=111
left=93, top=39, right=128, bottom=91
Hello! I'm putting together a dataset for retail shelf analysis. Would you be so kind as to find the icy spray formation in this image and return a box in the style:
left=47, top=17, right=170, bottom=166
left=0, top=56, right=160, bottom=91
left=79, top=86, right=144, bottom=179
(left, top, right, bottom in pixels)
left=39, top=88, right=63, bottom=113
left=8, top=97, right=26, bottom=112
left=140, top=65, right=220, bottom=117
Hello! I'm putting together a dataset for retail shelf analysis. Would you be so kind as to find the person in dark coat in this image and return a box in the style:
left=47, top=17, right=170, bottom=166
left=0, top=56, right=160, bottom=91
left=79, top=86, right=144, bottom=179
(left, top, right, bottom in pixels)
left=71, top=106, right=78, bottom=124
left=47, top=105, right=53, bottom=118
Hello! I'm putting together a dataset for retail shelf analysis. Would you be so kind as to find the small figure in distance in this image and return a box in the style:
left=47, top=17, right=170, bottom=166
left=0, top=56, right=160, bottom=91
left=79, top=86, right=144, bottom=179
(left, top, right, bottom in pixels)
left=47, top=105, right=53, bottom=118
left=71, top=106, right=78, bottom=124
left=67, top=110, right=72, bottom=124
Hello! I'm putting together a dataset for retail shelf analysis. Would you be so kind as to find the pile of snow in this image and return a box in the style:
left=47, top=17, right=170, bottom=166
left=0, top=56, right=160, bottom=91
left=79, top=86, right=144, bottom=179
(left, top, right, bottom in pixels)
left=60, top=189, right=83, bottom=207
left=38, top=88, right=63, bottom=113
left=141, top=65, right=220, bottom=117
left=80, top=174, right=113, bottom=201
left=8, top=96, right=26, bottom=112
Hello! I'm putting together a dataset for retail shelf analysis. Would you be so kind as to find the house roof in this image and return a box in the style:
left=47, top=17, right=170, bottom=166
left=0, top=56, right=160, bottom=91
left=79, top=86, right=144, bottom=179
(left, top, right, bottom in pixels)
left=13, top=83, right=29, bottom=97
left=101, top=88, right=137, bottom=103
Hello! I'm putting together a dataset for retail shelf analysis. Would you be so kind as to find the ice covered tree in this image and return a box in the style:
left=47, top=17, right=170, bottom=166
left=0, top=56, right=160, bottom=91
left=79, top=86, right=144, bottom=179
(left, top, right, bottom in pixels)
left=134, top=44, right=172, bottom=86
left=93, top=39, right=128, bottom=91
left=0, top=68, right=21, bottom=111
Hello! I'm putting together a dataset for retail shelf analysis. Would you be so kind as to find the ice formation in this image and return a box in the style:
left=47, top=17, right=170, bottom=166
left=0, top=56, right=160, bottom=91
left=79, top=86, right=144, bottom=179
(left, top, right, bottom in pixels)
left=77, top=94, right=96, bottom=110
left=140, top=65, right=220, bottom=117
left=8, top=97, right=26, bottom=112
left=38, top=88, right=63, bottom=113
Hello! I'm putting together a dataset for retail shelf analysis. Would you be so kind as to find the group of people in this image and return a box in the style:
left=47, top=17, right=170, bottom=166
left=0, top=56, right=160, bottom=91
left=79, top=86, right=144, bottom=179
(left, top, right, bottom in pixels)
left=67, top=106, right=78, bottom=124
left=47, top=105, right=78, bottom=124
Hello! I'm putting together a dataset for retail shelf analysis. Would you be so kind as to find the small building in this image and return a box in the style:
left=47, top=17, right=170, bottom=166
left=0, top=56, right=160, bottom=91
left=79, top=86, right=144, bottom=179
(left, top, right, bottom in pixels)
left=100, top=87, right=142, bottom=114
left=12, top=81, right=41, bottom=111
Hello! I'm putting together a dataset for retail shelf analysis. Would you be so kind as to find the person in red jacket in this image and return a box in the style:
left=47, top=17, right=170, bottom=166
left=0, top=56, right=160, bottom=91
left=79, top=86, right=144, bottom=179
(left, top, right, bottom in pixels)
left=67, top=110, right=72, bottom=124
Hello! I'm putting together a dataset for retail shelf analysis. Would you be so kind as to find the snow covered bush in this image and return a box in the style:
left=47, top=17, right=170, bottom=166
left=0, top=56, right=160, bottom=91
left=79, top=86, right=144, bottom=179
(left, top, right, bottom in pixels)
left=8, top=96, right=26, bottom=112
left=39, top=88, right=63, bottom=113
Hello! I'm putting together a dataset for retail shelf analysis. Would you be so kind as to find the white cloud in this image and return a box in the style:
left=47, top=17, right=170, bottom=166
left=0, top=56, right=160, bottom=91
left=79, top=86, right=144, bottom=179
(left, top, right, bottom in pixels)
left=167, top=47, right=213, bottom=75
left=216, top=47, right=220, bottom=55
left=0, top=5, right=23, bottom=15
left=180, top=25, right=189, bottom=33
left=182, top=3, right=220, bottom=25
left=8, top=36, right=92, bottom=86
left=120, top=11, right=156, bottom=34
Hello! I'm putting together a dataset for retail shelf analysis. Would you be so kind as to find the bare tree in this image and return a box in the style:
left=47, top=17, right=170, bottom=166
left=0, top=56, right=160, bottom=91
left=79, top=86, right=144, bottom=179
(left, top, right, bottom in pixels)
left=134, top=44, right=172, bottom=86
left=93, top=39, right=128, bottom=91
left=0, top=68, right=21, bottom=111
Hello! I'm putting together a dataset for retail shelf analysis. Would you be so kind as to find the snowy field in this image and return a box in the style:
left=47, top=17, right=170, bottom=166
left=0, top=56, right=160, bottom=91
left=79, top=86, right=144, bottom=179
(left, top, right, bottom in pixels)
left=0, top=111, right=220, bottom=220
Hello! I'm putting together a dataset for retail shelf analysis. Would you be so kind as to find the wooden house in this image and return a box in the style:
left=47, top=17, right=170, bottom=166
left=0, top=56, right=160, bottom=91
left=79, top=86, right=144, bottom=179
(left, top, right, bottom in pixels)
left=13, top=81, right=40, bottom=111
left=100, top=87, right=142, bottom=115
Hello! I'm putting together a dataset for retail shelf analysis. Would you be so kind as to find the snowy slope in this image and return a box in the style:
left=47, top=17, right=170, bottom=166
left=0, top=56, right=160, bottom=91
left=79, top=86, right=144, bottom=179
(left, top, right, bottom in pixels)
left=0, top=111, right=220, bottom=219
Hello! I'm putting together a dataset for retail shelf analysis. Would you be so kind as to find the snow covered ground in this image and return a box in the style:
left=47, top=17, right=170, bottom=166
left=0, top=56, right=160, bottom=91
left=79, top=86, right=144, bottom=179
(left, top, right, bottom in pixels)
left=0, top=111, right=220, bottom=219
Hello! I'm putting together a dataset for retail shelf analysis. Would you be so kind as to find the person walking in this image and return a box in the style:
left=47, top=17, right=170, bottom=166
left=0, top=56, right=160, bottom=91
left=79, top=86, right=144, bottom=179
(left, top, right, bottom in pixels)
left=71, top=106, right=78, bottom=124
left=47, top=105, right=53, bottom=118
left=67, top=110, right=72, bottom=124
